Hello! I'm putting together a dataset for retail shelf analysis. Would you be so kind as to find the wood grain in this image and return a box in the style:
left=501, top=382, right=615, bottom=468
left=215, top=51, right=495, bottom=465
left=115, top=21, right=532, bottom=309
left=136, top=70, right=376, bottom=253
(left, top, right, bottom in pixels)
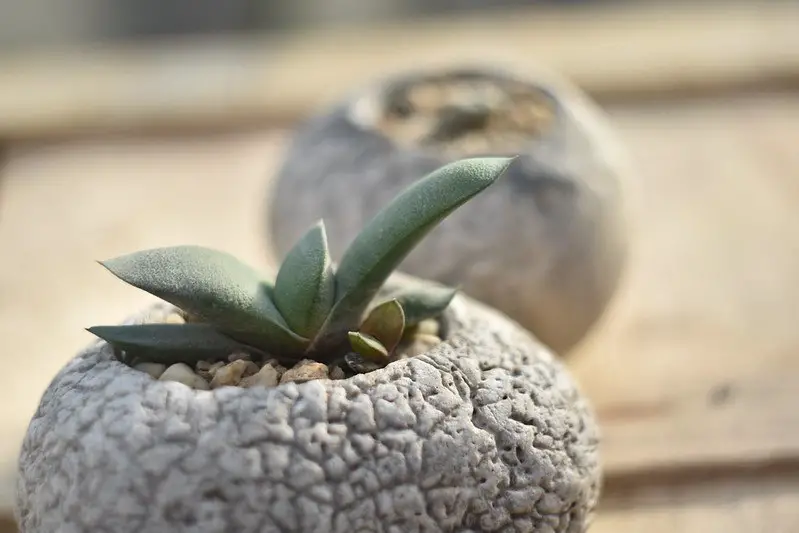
left=0, top=1, right=796, bottom=140
left=0, top=94, right=797, bottom=530
left=595, top=468, right=799, bottom=533
left=571, top=94, right=799, bottom=480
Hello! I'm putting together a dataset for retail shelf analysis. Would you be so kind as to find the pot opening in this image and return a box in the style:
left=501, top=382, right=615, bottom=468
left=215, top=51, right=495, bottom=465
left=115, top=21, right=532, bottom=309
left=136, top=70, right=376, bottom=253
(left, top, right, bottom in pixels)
left=119, top=310, right=447, bottom=391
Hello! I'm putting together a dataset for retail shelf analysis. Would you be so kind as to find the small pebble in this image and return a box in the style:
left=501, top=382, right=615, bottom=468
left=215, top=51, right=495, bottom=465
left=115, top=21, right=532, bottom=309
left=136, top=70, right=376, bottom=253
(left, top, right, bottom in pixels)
left=163, top=312, right=186, bottom=325
left=210, top=360, right=259, bottom=389
left=227, top=351, right=252, bottom=362
left=401, top=334, right=442, bottom=358
left=280, top=359, right=329, bottom=384
left=329, top=365, right=346, bottom=380
left=414, top=319, right=440, bottom=337
left=159, top=363, right=210, bottom=390
left=264, top=359, right=287, bottom=376
left=240, top=363, right=281, bottom=388
left=133, top=362, right=167, bottom=379
left=196, top=360, right=225, bottom=381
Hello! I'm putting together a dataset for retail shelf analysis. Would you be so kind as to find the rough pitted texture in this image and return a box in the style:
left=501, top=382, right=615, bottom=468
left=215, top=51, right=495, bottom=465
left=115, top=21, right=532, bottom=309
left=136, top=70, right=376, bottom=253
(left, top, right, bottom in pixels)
left=268, top=65, right=631, bottom=354
left=17, top=280, right=600, bottom=533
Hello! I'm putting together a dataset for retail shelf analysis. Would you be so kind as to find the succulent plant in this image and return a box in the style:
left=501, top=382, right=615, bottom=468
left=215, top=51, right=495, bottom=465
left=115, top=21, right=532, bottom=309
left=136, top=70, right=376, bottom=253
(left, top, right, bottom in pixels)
left=268, top=65, right=631, bottom=355
left=88, top=157, right=514, bottom=374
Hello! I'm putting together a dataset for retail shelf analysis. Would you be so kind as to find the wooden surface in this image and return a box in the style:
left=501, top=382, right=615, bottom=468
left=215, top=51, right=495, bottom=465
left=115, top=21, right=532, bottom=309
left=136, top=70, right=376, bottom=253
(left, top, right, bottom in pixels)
left=1, top=92, right=798, bottom=531
left=0, top=1, right=797, bottom=141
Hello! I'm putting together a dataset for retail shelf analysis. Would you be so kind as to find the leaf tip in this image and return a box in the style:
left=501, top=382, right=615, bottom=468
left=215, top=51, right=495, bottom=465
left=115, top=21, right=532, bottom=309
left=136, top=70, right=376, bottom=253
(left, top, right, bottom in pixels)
left=348, top=331, right=389, bottom=363
left=96, top=254, right=128, bottom=278
left=86, top=325, right=111, bottom=341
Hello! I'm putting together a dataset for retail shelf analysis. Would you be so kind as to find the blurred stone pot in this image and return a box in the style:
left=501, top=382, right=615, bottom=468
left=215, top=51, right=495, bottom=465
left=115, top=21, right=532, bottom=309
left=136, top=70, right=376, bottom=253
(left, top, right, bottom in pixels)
left=268, top=65, right=631, bottom=354
left=16, top=274, right=600, bottom=533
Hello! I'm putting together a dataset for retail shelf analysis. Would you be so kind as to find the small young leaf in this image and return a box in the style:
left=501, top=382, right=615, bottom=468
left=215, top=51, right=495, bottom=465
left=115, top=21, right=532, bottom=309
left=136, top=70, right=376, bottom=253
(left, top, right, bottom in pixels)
left=100, top=246, right=308, bottom=355
left=347, top=331, right=389, bottom=364
left=380, top=284, right=458, bottom=326
left=313, top=157, right=515, bottom=347
left=359, top=299, right=405, bottom=353
left=88, top=323, right=250, bottom=366
left=273, top=220, right=336, bottom=338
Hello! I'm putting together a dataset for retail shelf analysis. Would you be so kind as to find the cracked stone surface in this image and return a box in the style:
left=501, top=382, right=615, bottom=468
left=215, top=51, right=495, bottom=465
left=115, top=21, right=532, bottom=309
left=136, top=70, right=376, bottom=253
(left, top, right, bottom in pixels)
left=268, top=65, right=631, bottom=355
left=16, top=278, right=600, bottom=533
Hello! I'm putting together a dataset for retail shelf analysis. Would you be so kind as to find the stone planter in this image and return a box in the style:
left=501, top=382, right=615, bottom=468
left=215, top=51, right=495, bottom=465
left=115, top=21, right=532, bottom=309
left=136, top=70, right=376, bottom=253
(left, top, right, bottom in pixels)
left=268, top=65, right=631, bottom=354
left=16, top=275, right=600, bottom=533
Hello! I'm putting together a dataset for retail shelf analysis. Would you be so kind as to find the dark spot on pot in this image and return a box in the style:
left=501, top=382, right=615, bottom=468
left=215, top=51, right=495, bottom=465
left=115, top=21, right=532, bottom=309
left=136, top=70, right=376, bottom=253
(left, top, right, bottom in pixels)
left=708, top=383, right=734, bottom=407
left=164, top=501, right=198, bottom=526
left=515, top=446, right=527, bottom=462
left=202, top=488, right=228, bottom=502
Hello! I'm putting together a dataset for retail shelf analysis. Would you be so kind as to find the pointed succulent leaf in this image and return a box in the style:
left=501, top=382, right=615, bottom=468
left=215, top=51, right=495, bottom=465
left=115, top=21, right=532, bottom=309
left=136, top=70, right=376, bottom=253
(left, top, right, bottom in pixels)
left=359, top=298, right=405, bottom=353
left=314, top=156, right=515, bottom=345
left=347, top=331, right=389, bottom=364
left=380, top=284, right=458, bottom=326
left=88, top=323, right=250, bottom=366
left=100, top=246, right=308, bottom=354
left=273, top=220, right=336, bottom=338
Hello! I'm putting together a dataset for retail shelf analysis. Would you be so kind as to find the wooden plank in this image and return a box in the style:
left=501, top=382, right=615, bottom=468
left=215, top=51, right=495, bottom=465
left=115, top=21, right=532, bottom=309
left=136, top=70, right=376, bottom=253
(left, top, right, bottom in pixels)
left=570, top=93, right=799, bottom=479
left=599, top=372, right=799, bottom=478
left=1, top=95, right=798, bottom=529
left=0, top=1, right=796, bottom=140
left=595, top=467, right=799, bottom=533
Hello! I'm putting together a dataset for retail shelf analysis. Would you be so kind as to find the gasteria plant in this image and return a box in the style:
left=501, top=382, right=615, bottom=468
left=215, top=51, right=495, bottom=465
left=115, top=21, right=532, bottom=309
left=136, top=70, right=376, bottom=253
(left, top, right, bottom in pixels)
left=88, top=157, right=514, bottom=373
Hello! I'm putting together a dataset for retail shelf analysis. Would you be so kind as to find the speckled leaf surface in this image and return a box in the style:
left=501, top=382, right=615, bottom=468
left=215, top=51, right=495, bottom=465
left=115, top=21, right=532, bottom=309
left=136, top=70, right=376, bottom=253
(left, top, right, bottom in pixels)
left=273, top=221, right=336, bottom=338
left=101, top=245, right=308, bottom=353
left=267, top=66, right=630, bottom=355
left=87, top=323, right=251, bottom=366
left=319, top=157, right=515, bottom=340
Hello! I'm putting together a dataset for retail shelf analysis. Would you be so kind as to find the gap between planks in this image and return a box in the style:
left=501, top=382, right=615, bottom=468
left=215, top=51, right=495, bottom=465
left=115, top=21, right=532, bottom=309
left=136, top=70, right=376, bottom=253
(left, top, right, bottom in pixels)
left=599, top=370, right=799, bottom=486
left=0, top=1, right=797, bottom=141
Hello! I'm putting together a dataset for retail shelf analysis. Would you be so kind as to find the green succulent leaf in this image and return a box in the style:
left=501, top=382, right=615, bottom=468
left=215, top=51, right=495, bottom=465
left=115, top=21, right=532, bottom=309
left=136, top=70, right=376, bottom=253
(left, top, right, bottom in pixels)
left=359, top=298, right=405, bottom=353
left=313, top=156, right=515, bottom=347
left=88, top=323, right=250, bottom=366
left=273, top=220, right=336, bottom=338
left=380, top=284, right=458, bottom=326
left=347, top=331, right=389, bottom=364
left=100, top=246, right=308, bottom=355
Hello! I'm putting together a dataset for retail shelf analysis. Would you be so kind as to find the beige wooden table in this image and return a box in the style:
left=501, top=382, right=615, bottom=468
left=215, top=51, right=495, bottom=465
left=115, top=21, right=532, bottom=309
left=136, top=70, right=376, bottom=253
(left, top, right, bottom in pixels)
left=1, top=93, right=798, bottom=531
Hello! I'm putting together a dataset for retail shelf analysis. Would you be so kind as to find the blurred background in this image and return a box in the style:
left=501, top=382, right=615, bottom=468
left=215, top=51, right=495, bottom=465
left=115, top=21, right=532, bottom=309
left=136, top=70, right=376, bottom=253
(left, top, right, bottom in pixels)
left=1, top=1, right=798, bottom=532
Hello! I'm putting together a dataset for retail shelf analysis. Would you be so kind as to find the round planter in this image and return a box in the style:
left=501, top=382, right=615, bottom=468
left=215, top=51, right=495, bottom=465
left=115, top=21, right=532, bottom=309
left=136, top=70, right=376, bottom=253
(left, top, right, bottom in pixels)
left=16, top=275, right=601, bottom=533
left=268, top=65, right=631, bottom=354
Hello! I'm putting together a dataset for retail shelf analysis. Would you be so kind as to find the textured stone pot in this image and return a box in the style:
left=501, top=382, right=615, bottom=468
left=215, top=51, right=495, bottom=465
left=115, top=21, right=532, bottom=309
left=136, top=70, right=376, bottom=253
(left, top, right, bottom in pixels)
left=268, top=65, right=631, bottom=354
left=16, top=275, right=600, bottom=533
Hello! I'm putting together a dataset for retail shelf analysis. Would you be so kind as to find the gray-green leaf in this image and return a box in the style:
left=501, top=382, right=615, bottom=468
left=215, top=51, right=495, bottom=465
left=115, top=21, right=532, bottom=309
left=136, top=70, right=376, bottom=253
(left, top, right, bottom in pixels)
left=315, top=157, right=515, bottom=346
left=347, top=331, right=389, bottom=364
left=273, top=220, right=336, bottom=338
left=100, top=246, right=308, bottom=355
left=380, top=284, right=458, bottom=326
left=88, top=323, right=250, bottom=366
left=359, top=299, right=405, bottom=353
